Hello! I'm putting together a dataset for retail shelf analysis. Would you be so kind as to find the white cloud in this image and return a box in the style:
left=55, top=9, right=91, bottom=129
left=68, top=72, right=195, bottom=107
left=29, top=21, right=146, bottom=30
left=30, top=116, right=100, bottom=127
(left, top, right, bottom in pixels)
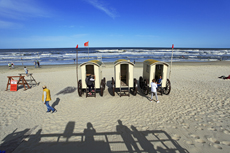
left=136, top=35, right=157, bottom=38
left=86, top=0, right=117, bottom=19
left=0, top=20, right=23, bottom=29
left=0, top=20, right=13, bottom=28
left=0, top=0, right=49, bottom=20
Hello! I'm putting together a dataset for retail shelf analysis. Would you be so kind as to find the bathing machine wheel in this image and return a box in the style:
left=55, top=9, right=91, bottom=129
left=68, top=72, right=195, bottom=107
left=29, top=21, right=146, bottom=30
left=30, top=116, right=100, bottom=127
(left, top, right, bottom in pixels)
left=138, top=77, right=149, bottom=95
left=78, top=80, right=82, bottom=97
left=163, top=79, right=171, bottom=95
left=111, top=77, right=115, bottom=96
left=143, top=79, right=149, bottom=95
left=133, top=78, right=137, bottom=95
left=100, top=77, right=106, bottom=96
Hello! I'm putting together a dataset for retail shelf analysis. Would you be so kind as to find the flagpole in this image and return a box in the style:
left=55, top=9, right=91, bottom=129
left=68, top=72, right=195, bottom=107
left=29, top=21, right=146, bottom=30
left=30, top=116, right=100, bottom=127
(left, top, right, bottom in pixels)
left=76, top=45, right=78, bottom=89
left=88, top=41, right=89, bottom=59
left=169, top=44, right=174, bottom=80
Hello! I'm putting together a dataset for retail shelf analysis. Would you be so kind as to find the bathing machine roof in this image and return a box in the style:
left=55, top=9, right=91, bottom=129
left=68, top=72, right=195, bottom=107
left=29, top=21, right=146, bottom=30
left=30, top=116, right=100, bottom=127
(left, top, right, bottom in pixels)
left=143, top=59, right=169, bottom=67
left=114, top=59, right=134, bottom=66
left=80, top=60, right=103, bottom=67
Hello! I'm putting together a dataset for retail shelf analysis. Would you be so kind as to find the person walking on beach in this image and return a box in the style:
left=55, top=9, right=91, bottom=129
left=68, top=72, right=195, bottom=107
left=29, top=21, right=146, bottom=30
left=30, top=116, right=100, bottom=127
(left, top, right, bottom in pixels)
left=150, top=79, right=159, bottom=103
left=42, top=86, right=57, bottom=113
left=34, top=61, right=37, bottom=68
left=37, top=60, right=40, bottom=67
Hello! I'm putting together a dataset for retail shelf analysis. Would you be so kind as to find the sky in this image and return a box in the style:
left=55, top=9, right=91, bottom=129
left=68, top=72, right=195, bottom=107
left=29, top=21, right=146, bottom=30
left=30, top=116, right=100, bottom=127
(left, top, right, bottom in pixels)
left=0, top=0, right=230, bottom=48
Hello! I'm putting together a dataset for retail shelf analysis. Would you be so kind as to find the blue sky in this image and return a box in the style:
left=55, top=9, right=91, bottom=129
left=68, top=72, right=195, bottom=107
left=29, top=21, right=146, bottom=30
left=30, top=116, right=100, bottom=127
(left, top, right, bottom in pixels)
left=0, top=0, right=230, bottom=48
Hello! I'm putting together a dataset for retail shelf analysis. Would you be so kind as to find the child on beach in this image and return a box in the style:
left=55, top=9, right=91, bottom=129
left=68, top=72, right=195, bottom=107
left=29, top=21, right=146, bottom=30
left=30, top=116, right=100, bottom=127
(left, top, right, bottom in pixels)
left=86, top=75, right=95, bottom=95
left=150, top=79, right=159, bottom=103
left=8, top=63, right=11, bottom=69
left=24, top=66, right=28, bottom=76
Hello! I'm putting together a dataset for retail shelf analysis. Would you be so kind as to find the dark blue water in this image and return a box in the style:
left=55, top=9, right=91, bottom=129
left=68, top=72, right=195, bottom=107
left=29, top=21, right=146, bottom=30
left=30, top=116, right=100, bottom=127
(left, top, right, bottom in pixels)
left=0, top=47, right=229, bottom=66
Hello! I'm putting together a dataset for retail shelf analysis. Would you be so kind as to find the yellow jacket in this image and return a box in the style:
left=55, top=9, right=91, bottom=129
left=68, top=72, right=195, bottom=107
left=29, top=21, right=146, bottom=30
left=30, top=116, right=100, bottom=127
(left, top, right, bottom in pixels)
left=42, top=88, right=51, bottom=102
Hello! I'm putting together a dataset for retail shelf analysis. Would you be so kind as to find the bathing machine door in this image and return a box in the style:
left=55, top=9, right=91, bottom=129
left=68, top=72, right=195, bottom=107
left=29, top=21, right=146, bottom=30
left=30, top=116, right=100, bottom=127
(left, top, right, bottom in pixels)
left=155, top=64, right=163, bottom=81
left=84, top=65, right=95, bottom=88
left=120, top=64, right=129, bottom=87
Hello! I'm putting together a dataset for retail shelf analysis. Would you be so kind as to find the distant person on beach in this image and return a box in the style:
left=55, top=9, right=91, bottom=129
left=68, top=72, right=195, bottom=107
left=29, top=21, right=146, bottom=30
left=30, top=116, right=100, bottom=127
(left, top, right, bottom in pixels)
left=8, top=63, right=11, bottom=69
left=42, top=85, right=57, bottom=113
left=11, top=63, right=14, bottom=68
left=218, top=75, right=230, bottom=80
left=24, top=66, right=28, bottom=76
left=34, top=61, right=37, bottom=68
left=150, top=79, right=159, bottom=103
left=37, top=60, right=40, bottom=67
left=85, top=75, right=95, bottom=95
left=134, top=60, right=135, bottom=64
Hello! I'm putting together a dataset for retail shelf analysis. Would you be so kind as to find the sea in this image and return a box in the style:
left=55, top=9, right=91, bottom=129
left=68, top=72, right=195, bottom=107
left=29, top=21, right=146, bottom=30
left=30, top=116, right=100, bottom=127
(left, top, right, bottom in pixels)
left=0, top=47, right=230, bottom=66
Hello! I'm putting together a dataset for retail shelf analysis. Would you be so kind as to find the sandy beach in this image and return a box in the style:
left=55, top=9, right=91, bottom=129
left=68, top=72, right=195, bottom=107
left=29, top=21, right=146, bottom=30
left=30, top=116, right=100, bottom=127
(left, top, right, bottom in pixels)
left=0, top=61, right=230, bottom=153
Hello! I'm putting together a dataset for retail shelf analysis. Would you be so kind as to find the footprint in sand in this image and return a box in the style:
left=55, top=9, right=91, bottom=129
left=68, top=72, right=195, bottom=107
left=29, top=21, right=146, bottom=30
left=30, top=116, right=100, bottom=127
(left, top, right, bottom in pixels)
left=223, top=130, right=230, bottom=134
left=221, top=141, right=230, bottom=146
left=185, top=141, right=194, bottom=145
left=171, top=134, right=181, bottom=141
left=195, top=139, right=206, bottom=144
left=213, top=144, right=222, bottom=149
left=190, top=134, right=200, bottom=139
left=197, top=127, right=204, bottom=130
left=207, top=137, right=220, bottom=144
left=207, top=127, right=217, bottom=131
left=183, top=125, right=189, bottom=129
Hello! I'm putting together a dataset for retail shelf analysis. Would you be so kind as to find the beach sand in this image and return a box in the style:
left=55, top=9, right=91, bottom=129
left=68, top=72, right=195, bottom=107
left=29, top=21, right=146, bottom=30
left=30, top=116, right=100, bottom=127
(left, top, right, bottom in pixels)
left=0, top=61, right=230, bottom=153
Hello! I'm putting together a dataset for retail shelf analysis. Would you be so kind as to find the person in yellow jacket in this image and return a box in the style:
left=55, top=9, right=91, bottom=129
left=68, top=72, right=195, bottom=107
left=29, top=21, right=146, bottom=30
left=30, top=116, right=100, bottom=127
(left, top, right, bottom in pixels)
left=42, top=85, right=57, bottom=113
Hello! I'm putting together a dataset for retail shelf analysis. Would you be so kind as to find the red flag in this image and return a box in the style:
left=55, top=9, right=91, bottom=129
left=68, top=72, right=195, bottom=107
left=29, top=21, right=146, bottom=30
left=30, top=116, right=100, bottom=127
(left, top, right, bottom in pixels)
left=76, top=45, right=78, bottom=48
left=84, top=41, right=89, bottom=47
left=172, top=44, right=174, bottom=49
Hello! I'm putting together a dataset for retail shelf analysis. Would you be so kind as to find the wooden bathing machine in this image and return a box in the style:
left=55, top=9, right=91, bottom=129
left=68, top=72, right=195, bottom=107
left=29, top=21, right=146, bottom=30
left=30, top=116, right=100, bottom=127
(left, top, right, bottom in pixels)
left=114, top=59, right=134, bottom=87
left=139, top=59, right=171, bottom=95
left=143, top=59, right=169, bottom=88
left=78, top=60, right=106, bottom=97
left=111, top=59, right=137, bottom=96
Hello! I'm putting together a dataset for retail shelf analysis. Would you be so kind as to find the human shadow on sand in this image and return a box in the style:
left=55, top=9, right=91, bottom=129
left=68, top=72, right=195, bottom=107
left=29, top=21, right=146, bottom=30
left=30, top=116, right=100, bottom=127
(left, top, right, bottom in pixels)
left=51, top=98, right=60, bottom=109
left=0, top=121, right=189, bottom=153
left=56, top=87, right=76, bottom=95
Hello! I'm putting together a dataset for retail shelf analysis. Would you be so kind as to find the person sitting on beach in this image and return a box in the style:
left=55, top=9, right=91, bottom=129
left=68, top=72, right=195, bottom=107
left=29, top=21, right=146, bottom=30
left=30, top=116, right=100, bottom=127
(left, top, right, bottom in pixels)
left=157, top=76, right=162, bottom=88
left=85, top=75, right=95, bottom=95
left=218, top=75, right=230, bottom=80
left=150, top=79, right=159, bottom=103
left=11, top=63, right=14, bottom=68
left=24, top=66, right=28, bottom=76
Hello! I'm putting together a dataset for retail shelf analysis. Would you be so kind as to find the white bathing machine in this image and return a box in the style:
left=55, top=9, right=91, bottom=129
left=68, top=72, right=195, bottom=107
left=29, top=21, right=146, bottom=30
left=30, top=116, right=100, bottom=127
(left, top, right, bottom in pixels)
left=139, top=59, right=171, bottom=95
left=111, top=59, right=137, bottom=96
left=78, top=60, right=106, bottom=97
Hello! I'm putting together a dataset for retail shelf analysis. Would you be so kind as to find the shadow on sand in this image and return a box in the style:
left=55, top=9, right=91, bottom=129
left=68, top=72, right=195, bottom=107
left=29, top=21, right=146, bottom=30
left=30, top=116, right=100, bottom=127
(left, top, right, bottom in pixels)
left=56, top=87, right=76, bottom=95
left=0, top=120, right=188, bottom=153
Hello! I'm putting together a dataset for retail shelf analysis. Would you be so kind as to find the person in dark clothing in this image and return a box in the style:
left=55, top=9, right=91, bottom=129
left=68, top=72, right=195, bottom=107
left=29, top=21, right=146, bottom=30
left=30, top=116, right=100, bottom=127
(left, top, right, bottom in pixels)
left=85, top=75, right=95, bottom=95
